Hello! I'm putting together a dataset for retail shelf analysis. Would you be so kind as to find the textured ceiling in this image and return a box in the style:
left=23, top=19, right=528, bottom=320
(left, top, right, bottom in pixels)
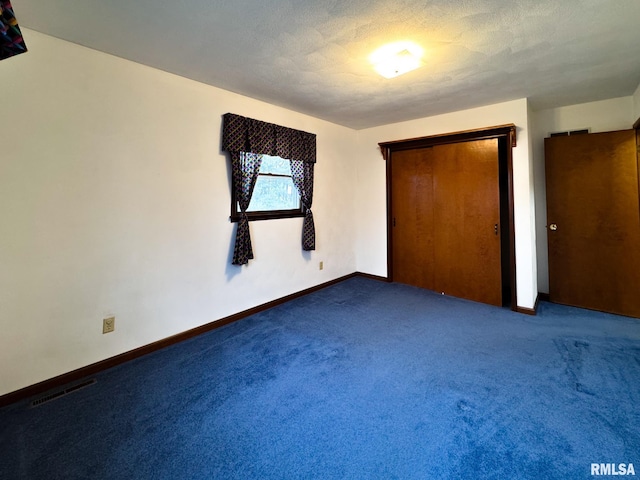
left=12, top=0, right=640, bottom=129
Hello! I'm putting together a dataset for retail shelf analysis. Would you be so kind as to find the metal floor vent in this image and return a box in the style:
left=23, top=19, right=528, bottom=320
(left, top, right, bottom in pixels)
left=30, top=379, right=97, bottom=407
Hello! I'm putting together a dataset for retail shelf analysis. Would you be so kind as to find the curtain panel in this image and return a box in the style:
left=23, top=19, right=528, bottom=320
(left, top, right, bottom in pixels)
left=290, top=160, right=315, bottom=251
left=230, top=152, right=263, bottom=265
left=1, top=1, right=27, bottom=61
left=222, top=113, right=317, bottom=265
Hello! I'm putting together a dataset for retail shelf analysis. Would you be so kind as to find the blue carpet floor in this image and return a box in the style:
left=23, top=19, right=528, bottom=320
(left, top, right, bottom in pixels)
left=1, top=277, right=639, bottom=479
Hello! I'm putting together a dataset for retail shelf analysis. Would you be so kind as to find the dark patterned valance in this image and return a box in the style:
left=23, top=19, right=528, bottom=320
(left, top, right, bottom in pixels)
left=222, top=113, right=316, bottom=163
left=1, top=1, right=28, bottom=61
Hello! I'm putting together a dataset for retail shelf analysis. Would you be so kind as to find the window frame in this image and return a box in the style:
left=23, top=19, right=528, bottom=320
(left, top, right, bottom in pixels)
left=230, top=156, right=305, bottom=222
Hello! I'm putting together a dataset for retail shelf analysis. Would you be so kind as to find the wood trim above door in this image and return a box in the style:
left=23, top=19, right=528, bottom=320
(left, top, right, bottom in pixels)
left=379, top=124, right=518, bottom=312
left=379, top=124, right=517, bottom=160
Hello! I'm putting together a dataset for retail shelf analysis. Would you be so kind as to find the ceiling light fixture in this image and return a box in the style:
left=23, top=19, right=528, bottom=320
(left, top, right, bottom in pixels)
left=370, top=41, right=425, bottom=79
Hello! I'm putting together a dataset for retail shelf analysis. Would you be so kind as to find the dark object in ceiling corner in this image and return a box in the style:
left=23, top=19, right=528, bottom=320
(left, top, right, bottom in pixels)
left=1, top=1, right=27, bottom=61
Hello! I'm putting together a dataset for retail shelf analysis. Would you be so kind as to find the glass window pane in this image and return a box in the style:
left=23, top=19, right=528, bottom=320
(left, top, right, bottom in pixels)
left=258, top=155, right=292, bottom=175
left=247, top=175, right=300, bottom=211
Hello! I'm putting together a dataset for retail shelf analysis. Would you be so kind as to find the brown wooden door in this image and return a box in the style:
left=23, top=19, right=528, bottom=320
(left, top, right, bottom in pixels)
left=391, top=147, right=435, bottom=291
left=432, top=139, right=502, bottom=306
left=391, top=139, right=503, bottom=306
left=545, top=129, right=640, bottom=318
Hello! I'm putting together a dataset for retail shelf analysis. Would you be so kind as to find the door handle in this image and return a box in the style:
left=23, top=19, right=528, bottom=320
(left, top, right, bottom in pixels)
left=494, top=224, right=499, bottom=235
left=549, top=223, right=558, bottom=231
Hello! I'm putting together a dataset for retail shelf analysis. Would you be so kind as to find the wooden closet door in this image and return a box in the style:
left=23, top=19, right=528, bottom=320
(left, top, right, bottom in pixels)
left=545, top=130, right=640, bottom=318
left=390, top=139, right=502, bottom=306
left=391, top=148, right=435, bottom=291
left=432, top=139, right=503, bottom=306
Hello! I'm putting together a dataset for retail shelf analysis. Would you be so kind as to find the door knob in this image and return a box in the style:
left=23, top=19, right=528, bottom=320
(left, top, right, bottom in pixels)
left=549, top=223, right=557, bottom=231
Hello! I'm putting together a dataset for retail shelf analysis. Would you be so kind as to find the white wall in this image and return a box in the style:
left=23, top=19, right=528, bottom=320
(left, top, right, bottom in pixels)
left=0, top=30, right=357, bottom=397
left=531, top=97, right=635, bottom=293
left=354, top=99, right=539, bottom=310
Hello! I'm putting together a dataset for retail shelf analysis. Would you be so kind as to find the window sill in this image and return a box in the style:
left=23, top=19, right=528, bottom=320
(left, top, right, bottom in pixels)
left=230, top=210, right=305, bottom=222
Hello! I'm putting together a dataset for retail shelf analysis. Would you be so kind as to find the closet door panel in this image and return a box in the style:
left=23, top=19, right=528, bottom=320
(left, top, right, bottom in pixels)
left=432, top=139, right=503, bottom=306
left=391, top=148, right=435, bottom=291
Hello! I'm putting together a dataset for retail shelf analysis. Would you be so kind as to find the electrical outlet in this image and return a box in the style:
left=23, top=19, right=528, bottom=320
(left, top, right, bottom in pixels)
left=103, top=316, right=115, bottom=334
left=319, top=261, right=324, bottom=270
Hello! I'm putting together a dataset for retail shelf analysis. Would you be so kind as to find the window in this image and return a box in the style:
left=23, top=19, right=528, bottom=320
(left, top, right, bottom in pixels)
left=230, top=155, right=304, bottom=222
left=222, top=113, right=316, bottom=265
